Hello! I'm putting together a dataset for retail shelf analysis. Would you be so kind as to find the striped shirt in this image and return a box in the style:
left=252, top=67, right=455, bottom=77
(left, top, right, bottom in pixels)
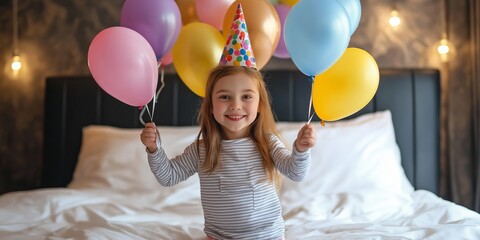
left=148, top=134, right=310, bottom=240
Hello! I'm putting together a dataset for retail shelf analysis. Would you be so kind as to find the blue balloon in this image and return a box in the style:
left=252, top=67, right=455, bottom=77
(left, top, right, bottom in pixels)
left=284, top=0, right=350, bottom=77
left=336, top=0, right=362, bottom=35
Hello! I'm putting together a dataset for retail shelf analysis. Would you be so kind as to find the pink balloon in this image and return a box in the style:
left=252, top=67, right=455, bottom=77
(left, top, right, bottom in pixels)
left=196, top=0, right=235, bottom=30
left=87, top=27, right=158, bottom=107
left=274, top=4, right=290, bottom=59
left=160, top=50, right=173, bottom=67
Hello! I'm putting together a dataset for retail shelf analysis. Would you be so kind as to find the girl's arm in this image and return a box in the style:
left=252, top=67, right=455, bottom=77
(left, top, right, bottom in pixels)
left=141, top=123, right=198, bottom=187
left=270, top=135, right=311, bottom=182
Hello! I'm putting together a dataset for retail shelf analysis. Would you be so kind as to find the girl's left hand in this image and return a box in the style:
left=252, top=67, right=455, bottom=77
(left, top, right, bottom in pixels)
left=295, top=124, right=317, bottom=152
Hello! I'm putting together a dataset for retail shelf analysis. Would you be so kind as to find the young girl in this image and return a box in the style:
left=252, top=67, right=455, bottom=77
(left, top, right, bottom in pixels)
left=141, top=65, right=316, bottom=239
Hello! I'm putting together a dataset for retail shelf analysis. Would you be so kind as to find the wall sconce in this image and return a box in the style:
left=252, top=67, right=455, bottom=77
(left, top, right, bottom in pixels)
left=388, top=10, right=401, bottom=27
left=435, top=37, right=456, bottom=63
left=437, top=37, right=451, bottom=55
left=388, top=0, right=401, bottom=28
left=11, top=0, right=22, bottom=73
left=11, top=55, right=22, bottom=71
left=437, top=0, right=455, bottom=62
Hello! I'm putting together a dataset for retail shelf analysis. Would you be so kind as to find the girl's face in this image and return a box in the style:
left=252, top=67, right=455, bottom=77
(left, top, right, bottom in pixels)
left=212, top=72, right=260, bottom=140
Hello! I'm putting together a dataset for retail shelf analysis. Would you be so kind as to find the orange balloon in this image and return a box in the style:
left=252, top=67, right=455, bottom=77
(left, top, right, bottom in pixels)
left=222, top=0, right=280, bottom=69
left=176, top=0, right=199, bottom=25
left=279, top=0, right=298, bottom=7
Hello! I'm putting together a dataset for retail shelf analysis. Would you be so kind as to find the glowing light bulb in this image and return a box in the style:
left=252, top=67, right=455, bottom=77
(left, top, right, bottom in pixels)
left=434, top=38, right=455, bottom=62
left=437, top=38, right=450, bottom=55
left=11, top=55, right=22, bottom=71
left=389, top=10, right=401, bottom=27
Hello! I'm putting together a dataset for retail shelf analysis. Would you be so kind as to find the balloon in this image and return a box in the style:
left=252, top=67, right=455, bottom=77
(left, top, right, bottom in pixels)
left=273, top=4, right=290, bottom=59
left=87, top=27, right=158, bottom=107
left=269, top=0, right=279, bottom=4
left=336, top=0, right=362, bottom=35
left=222, top=0, right=280, bottom=69
left=312, top=48, right=379, bottom=121
left=172, top=22, right=225, bottom=97
left=160, top=50, right=173, bottom=67
left=176, top=0, right=200, bottom=25
left=121, top=0, right=182, bottom=60
left=196, top=0, right=234, bottom=30
left=279, top=0, right=298, bottom=7
left=284, top=0, right=350, bottom=76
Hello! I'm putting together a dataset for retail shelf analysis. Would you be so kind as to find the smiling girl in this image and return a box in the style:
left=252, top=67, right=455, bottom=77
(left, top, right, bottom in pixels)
left=140, top=4, right=316, bottom=239
left=140, top=65, right=316, bottom=239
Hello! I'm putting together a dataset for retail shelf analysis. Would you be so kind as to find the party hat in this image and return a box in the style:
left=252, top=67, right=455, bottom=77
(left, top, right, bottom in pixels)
left=218, top=3, right=256, bottom=68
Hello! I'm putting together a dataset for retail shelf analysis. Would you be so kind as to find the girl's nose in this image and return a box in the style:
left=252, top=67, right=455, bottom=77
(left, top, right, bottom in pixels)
left=230, top=100, right=241, bottom=110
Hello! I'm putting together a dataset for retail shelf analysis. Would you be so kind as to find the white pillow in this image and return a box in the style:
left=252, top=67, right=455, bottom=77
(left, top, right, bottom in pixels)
left=68, top=125, right=201, bottom=194
left=278, top=110, right=414, bottom=218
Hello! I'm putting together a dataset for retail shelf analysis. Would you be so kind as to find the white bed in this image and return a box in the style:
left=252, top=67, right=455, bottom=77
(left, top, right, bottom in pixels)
left=1, top=69, right=479, bottom=239
left=1, top=111, right=479, bottom=239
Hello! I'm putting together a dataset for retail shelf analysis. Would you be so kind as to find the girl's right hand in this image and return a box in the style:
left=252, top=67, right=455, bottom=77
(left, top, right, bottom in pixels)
left=141, top=122, right=158, bottom=153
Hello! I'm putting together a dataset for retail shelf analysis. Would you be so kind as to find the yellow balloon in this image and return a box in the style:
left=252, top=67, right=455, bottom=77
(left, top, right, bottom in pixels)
left=312, top=48, right=379, bottom=121
left=172, top=22, right=225, bottom=97
left=279, top=0, right=298, bottom=7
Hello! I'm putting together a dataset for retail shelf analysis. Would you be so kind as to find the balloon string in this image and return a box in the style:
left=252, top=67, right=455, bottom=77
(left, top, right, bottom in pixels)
left=139, top=104, right=152, bottom=126
left=158, top=68, right=165, bottom=102
left=138, top=104, right=153, bottom=126
left=152, top=92, right=156, bottom=118
left=141, top=98, right=160, bottom=144
left=307, top=78, right=314, bottom=124
left=307, top=113, right=314, bottom=124
left=145, top=104, right=153, bottom=123
left=139, top=60, right=166, bottom=126
left=152, top=67, right=166, bottom=118
left=153, top=59, right=162, bottom=145
left=139, top=107, right=147, bottom=126
left=152, top=60, right=162, bottom=118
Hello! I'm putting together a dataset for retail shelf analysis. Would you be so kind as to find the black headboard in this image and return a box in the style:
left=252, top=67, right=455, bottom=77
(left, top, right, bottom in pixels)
left=43, top=69, right=440, bottom=194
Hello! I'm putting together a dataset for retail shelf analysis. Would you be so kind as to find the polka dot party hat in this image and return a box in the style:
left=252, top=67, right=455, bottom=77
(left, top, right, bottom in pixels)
left=218, top=3, right=256, bottom=69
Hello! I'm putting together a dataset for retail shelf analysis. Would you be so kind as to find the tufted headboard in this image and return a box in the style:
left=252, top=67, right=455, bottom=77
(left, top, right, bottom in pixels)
left=42, top=68, right=440, bottom=194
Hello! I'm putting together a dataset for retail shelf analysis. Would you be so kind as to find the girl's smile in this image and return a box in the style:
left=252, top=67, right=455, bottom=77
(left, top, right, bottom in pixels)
left=212, top=72, right=260, bottom=140
left=225, top=115, right=246, bottom=121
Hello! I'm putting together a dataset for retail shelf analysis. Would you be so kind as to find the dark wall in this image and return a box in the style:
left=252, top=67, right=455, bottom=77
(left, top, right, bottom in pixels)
left=0, top=0, right=475, bottom=208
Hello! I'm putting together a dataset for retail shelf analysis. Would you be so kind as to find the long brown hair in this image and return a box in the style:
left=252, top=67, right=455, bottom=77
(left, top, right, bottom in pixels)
left=196, top=65, right=280, bottom=184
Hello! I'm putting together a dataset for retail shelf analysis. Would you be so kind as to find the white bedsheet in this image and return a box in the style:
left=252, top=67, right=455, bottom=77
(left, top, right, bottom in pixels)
left=0, top=187, right=205, bottom=240
left=283, top=190, right=480, bottom=240
left=0, top=187, right=479, bottom=240
left=3, top=112, right=479, bottom=239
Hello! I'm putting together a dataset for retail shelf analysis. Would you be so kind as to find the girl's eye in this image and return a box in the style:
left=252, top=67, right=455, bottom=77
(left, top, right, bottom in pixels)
left=219, top=95, right=230, bottom=100
left=242, top=95, right=253, bottom=100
